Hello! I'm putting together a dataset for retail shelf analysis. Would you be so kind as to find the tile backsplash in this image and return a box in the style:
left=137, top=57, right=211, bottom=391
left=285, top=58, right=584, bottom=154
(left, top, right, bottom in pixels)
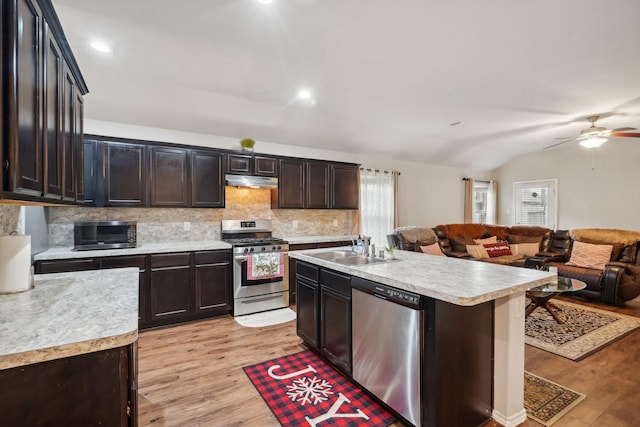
left=46, top=187, right=358, bottom=247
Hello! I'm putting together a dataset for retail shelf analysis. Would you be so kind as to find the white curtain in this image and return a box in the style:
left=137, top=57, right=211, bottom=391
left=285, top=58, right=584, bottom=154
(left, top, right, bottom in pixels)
left=486, top=179, right=497, bottom=224
left=463, top=177, right=474, bottom=223
left=359, top=168, right=396, bottom=249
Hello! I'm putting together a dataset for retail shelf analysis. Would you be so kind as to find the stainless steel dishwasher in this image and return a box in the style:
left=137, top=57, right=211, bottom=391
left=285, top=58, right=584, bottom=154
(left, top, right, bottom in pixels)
left=351, top=277, right=423, bottom=427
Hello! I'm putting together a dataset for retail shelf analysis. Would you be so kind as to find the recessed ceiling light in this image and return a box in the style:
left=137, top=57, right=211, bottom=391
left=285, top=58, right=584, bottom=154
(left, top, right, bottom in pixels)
left=90, top=40, right=113, bottom=53
left=297, top=89, right=313, bottom=100
left=257, top=0, right=273, bottom=4
left=449, top=121, right=463, bottom=127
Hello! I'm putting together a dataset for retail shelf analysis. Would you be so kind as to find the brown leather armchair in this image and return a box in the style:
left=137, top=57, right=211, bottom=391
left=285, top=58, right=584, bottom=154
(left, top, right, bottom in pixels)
left=524, top=230, right=571, bottom=268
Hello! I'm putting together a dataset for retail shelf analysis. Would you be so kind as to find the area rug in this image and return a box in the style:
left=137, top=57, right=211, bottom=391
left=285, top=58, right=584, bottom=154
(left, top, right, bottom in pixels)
left=234, top=308, right=296, bottom=328
left=243, top=350, right=395, bottom=426
left=524, top=371, right=586, bottom=426
left=525, top=299, right=640, bottom=360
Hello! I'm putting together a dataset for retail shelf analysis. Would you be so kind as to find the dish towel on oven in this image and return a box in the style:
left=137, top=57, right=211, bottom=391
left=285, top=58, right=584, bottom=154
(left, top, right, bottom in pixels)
left=247, top=252, right=284, bottom=280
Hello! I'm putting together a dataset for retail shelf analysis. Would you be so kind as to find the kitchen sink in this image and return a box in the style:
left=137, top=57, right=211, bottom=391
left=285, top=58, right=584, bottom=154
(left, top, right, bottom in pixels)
left=309, top=250, right=392, bottom=266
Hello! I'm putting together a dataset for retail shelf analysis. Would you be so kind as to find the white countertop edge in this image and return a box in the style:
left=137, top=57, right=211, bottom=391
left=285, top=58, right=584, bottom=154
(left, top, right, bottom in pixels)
left=0, top=330, right=138, bottom=370
left=290, top=248, right=555, bottom=306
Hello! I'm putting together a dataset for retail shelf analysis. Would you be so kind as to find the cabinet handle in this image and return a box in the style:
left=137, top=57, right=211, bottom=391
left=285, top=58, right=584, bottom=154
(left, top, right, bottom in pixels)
left=3, top=159, right=8, bottom=171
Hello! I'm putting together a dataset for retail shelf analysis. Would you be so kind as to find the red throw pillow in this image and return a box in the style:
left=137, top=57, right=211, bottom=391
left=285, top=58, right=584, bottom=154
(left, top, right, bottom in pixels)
left=483, top=242, right=512, bottom=257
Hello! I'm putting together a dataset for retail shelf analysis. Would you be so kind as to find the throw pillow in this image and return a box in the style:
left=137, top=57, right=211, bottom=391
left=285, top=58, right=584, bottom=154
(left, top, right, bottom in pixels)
left=483, top=242, right=512, bottom=258
left=516, top=242, right=540, bottom=257
left=414, top=239, right=436, bottom=251
left=420, top=243, right=445, bottom=257
left=466, top=244, right=489, bottom=259
left=450, top=235, right=475, bottom=252
left=566, top=241, right=613, bottom=270
left=474, top=236, right=497, bottom=245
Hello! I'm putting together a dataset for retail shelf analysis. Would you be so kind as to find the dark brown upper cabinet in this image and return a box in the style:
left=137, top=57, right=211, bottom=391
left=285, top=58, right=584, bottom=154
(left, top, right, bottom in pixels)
left=191, top=150, right=224, bottom=208
left=149, top=146, right=189, bottom=207
left=227, top=153, right=278, bottom=177
left=104, top=141, right=147, bottom=207
left=2, top=0, right=88, bottom=204
left=306, top=162, right=330, bottom=209
left=277, top=159, right=306, bottom=208
left=331, top=164, right=360, bottom=209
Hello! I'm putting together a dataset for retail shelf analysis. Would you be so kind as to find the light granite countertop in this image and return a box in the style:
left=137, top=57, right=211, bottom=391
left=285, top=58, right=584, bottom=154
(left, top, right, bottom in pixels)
left=289, top=248, right=555, bottom=306
left=0, top=268, right=139, bottom=370
left=283, top=235, right=353, bottom=245
left=34, top=240, right=232, bottom=261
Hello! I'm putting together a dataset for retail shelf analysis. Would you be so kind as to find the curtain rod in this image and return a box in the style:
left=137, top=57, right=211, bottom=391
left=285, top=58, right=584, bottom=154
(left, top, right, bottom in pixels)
left=360, top=167, right=401, bottom=176
left=462, top=177, right=489, bottom=183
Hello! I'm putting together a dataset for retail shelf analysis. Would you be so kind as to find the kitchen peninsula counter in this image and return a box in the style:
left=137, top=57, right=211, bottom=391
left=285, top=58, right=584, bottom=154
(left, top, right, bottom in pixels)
left=290, top=247, right=554, bottom=305
left=34, top=240, right=232, bottom=261
left=0, top=268, right=139, bottom=370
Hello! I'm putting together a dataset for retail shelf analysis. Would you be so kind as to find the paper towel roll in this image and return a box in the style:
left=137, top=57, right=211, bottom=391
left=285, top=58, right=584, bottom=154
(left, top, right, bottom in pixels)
left=0, top=235, right=33, bottom=294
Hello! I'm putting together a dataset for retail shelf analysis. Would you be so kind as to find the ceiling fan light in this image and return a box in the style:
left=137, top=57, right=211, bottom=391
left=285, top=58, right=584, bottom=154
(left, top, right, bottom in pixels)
left=579, top=135, right=608, bottom=149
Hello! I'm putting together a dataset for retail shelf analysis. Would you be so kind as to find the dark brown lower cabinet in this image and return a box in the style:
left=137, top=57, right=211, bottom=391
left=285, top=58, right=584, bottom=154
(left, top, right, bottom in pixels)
left=194, top=251, right=232, bottom=318
left=0, top=344, right=136, bottom=427
left=319, top=269, right=351, bottom=375
left=296, top=278, right=319, bottom=350
left=149, top=253, right=192, bottom=326
left=99, top=255, right=149, bottom=328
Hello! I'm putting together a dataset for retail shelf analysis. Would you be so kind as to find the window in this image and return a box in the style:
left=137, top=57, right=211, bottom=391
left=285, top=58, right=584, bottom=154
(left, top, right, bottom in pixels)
left=359, top=169, right=397, bottom=248
left=513, top=179, right=557, bottom=228
left=473, top=181, right=489, bottom=223
left=464, top=178, right=497, bottom=224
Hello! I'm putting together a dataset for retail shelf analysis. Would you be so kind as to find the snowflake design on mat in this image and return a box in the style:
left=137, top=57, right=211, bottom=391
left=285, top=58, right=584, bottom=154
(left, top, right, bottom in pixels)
left=286, top=376, right=334, bottom=405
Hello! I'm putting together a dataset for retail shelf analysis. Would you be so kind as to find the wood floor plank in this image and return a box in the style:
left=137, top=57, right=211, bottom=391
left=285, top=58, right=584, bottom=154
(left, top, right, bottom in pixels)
left=137, top=296, right=640, bottom=427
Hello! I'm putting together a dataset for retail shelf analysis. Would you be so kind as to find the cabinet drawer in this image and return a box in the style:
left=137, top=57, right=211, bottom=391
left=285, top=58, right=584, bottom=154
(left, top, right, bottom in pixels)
left=320, top=269, right=351, bottom=296
left=150, top=253, right=191, bottom=268
left=297, top=261, right=319, bottom=282
left=100, top=255, right=146, bottom=270
left=194, top=250, right=230, bottom=265
left=36, top=259, right=97, bottom=274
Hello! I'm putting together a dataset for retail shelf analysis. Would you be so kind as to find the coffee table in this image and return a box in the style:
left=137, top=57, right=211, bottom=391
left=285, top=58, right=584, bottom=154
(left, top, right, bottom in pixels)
left=525, top=277, right=587, bottom=324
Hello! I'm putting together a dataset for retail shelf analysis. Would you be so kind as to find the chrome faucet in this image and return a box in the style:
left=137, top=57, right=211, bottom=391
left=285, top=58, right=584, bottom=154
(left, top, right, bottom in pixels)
left=346, top=232, right=357, bottom=252
left=360, top=235, right=371, bottom=257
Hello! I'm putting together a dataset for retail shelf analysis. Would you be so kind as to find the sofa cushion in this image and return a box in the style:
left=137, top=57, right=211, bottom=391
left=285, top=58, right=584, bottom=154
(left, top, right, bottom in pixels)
left=511, top=242, right=540, bottom=257
left=566, top=241, right=613, bottom=270
left=420, top=242, right=445, bottom=256
left=617, top=244, right=637, bottom=263
left=474, top=236, right=497, bottom=245
left=466, top=244, right=489, bottom=259
left=507, top=233, right=542, bottom=244
left=450, top=235, right=476, bottom=252
left=483, top=242, right=512, bottom=257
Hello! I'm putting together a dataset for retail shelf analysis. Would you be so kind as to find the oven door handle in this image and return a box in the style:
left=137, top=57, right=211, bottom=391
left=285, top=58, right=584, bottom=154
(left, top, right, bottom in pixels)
left=235, top=255, right=249, bottom=261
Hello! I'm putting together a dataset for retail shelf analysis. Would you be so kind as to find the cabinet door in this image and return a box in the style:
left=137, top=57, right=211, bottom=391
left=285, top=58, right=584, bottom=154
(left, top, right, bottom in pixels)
left=227, top=154, right=252, bottom=174
left=331, top=164, right=360, bottom=209
left=306, top=162, right=330, bottom=209
left=194, top=251, right=231, bottom=317
left=288, top=244, right=318, bottom=305
left=61, top=67, right=76, bottom=201
left=7, top=0, right=44, bottom=196
left=191, top=150, right=224, bottom=208
left=320, top=285, right=352, bottom=374
left=278, top=159, right=305, bottom=208
left=149, top=253, right=192, bottom=325
left=149, top=146, right=188, bottom=207
left=104, top=142, right=147, bottom=206
left=42, top=23, right=63, bottom=199
left=82, top=139, right=97, bottom=205
left=296, top=278, right=319, bottom=349
left=254, top=156, right=278, bottom=177
left=73, top=91, right=84, bottom=202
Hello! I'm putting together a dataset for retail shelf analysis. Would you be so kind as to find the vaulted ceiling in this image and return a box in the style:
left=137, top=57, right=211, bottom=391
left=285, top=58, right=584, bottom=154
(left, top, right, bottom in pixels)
left=52, top=0, right=640, bottom=171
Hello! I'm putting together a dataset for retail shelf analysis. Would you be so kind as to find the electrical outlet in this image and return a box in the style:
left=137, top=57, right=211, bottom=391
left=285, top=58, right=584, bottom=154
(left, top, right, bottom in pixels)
left=184, top=222, right=191, bottom=231
left=292, top=220, right=298, bottom=229
left=333, top=219, right=339, bottom=227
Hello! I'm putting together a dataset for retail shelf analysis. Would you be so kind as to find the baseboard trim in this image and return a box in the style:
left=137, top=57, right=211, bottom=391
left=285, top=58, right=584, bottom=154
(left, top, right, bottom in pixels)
left=491, top=408, right=527, bottom=427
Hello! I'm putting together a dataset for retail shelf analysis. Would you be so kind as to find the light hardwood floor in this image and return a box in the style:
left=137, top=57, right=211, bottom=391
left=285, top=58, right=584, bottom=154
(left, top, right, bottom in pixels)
left=138, top=297, right=640, bottom=427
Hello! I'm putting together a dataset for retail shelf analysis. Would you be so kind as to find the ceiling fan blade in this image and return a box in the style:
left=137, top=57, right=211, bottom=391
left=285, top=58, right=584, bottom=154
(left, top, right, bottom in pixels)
left=611, top=127, right=637, bottom=132
left=544, top=139, right=572, bottom=150
left=610, top=132, right=640, bottom=138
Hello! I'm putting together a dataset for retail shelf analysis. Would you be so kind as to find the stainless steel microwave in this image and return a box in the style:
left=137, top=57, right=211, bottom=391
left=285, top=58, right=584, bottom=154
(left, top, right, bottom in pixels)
left=73, top=221, right=137, bottom=251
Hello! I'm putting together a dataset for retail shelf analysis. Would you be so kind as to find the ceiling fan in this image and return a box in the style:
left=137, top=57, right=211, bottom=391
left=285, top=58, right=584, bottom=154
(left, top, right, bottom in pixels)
left=545, top=115, right=639, bottom=150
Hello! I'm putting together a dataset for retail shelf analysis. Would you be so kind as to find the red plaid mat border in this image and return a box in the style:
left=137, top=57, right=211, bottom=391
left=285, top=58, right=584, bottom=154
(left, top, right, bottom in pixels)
left=243, top=350, right=395, bottom=426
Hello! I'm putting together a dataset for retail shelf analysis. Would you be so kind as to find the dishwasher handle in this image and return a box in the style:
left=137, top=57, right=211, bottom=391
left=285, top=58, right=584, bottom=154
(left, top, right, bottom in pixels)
left=352, top=277, right=422, bottom=309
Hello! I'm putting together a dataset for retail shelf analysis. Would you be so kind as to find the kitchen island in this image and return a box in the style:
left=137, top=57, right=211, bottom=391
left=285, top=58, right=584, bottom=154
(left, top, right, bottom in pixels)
left=290, top=247, right=554, bottom=427
left=0, top=268, right=139, bottom=426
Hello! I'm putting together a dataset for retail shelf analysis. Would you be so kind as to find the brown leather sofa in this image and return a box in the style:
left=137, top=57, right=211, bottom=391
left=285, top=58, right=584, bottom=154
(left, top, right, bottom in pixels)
left=526, top=228, right=640, bottom=306
left=433, top=223, right=550, bottom=266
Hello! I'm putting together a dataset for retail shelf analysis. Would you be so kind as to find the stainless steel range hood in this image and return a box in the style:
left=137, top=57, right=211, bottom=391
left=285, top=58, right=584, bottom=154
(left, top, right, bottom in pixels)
left=225, top=174, right=278, bottom=189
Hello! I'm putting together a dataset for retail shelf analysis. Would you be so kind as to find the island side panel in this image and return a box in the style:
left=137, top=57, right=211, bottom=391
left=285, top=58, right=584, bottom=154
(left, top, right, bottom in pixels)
left=424, top=298, right=493, bottom=427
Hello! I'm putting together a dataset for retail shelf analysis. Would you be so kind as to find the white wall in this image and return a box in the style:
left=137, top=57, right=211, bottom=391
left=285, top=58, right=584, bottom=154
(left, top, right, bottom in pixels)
left=495, top=138, right=640, bottom=230
left=86, top=119, right=490, bottom=229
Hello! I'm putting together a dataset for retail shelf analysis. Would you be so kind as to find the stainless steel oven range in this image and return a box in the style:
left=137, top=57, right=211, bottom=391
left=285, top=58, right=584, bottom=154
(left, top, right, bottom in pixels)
left=221, top=219, right=289, bottom=316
